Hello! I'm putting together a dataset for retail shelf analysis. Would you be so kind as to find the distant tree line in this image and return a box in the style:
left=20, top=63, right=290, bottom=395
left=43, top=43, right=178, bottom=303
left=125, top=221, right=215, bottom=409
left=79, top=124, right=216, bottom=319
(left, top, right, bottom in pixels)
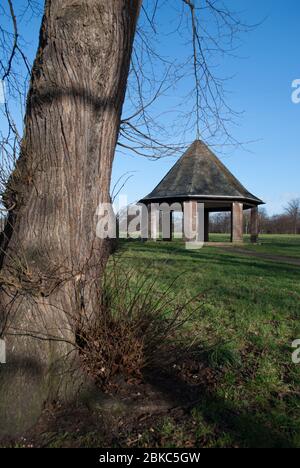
left=210, top=198, right=300, bottom=235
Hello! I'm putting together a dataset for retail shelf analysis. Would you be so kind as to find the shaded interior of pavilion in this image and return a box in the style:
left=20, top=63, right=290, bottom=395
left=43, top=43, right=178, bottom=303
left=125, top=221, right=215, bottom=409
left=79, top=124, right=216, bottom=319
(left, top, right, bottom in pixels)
left=140, top=199, right=260, bottom=244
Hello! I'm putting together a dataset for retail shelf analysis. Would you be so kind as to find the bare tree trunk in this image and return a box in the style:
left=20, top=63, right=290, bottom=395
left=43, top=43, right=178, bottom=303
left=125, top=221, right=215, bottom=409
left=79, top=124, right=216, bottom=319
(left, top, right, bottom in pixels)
left=0, top=0, right=141, bottom=437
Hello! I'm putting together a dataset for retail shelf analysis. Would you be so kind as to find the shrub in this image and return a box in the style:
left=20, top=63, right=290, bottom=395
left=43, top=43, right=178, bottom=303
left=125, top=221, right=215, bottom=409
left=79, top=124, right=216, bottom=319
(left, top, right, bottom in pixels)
left=77, top=257, right=203, bottom=390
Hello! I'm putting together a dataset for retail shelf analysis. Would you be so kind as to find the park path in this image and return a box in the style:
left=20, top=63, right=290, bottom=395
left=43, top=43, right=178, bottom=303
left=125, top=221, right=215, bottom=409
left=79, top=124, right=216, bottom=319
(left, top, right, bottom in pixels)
left=220, top=247, right=300, bottom=267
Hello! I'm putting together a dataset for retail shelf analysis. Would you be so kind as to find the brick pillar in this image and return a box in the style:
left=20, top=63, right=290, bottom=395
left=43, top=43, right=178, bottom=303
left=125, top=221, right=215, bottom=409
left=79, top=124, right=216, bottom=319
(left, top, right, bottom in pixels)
left=231, top=202, right=243, bottom=243
left=183, top=200, right=197, bottom=242
left=140, top=203, right=148, bottom=240
left=148, top=203, right=159, bottom=240
left=250, top=206, right=259, bottom=243
left=204, top=209, right=209, bottom=242
left=183, top=201, right=204, bottom=244
left=159, top=210, right=162, bottom=239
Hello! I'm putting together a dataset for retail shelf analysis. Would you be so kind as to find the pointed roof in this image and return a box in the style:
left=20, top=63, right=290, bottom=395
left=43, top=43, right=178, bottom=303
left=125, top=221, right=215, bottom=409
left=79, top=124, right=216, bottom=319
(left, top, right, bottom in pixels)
left=140, top=140, right=263, bottom=206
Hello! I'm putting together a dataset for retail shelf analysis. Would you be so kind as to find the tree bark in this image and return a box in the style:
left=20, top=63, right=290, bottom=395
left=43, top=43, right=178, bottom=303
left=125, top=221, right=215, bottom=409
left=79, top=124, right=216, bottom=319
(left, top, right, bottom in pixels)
left=0, top=0, right=141, bottom=437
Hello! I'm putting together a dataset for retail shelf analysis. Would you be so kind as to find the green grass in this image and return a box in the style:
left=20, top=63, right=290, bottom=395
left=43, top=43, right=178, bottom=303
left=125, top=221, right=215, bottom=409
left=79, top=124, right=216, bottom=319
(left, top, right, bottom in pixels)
left=244, top=234, right=300, bottom=258
left=112, top=234, right=300, bottom=448
left=6, top=234, right=298, bottom=448
left=209, top=233, right=300, bottom=258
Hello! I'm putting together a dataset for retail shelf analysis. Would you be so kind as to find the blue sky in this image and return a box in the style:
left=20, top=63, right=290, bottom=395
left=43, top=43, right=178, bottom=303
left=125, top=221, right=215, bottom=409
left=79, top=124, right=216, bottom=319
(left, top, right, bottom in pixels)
left=114, top=0, right=300, bottom=215
left=1, top=0, right=299, bottom=215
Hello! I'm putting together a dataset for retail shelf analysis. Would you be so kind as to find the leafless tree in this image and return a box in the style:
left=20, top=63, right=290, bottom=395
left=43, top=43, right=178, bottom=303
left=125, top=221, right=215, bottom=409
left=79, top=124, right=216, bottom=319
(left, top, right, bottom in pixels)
left=210, top=212, right=231, bottom=234
left=285, top=198, right=300, bottom=235
left=0, top=0, right=256, bottom=435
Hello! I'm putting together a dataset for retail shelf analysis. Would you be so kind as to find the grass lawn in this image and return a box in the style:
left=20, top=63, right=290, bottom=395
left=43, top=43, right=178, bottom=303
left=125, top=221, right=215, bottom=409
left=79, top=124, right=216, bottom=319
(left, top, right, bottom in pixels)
left=209, top=233, right=300, bottom=258
left=111, top=234, right=300, bottom=448
left=4, top=235, right=299, bottom=448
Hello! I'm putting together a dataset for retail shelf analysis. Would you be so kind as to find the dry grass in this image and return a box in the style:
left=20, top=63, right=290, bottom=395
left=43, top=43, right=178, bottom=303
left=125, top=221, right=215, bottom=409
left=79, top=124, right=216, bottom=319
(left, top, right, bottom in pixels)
left=77, top=257, right=203, bottom=390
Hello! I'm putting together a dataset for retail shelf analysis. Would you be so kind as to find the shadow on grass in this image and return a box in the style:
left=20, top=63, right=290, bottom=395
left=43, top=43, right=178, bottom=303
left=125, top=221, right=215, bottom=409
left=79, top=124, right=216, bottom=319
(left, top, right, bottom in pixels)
left=120, top=242, right=300, bottom=283
left=4, top=348, right=296, bottom=448
left=143, top=363, right=295, bottom=448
